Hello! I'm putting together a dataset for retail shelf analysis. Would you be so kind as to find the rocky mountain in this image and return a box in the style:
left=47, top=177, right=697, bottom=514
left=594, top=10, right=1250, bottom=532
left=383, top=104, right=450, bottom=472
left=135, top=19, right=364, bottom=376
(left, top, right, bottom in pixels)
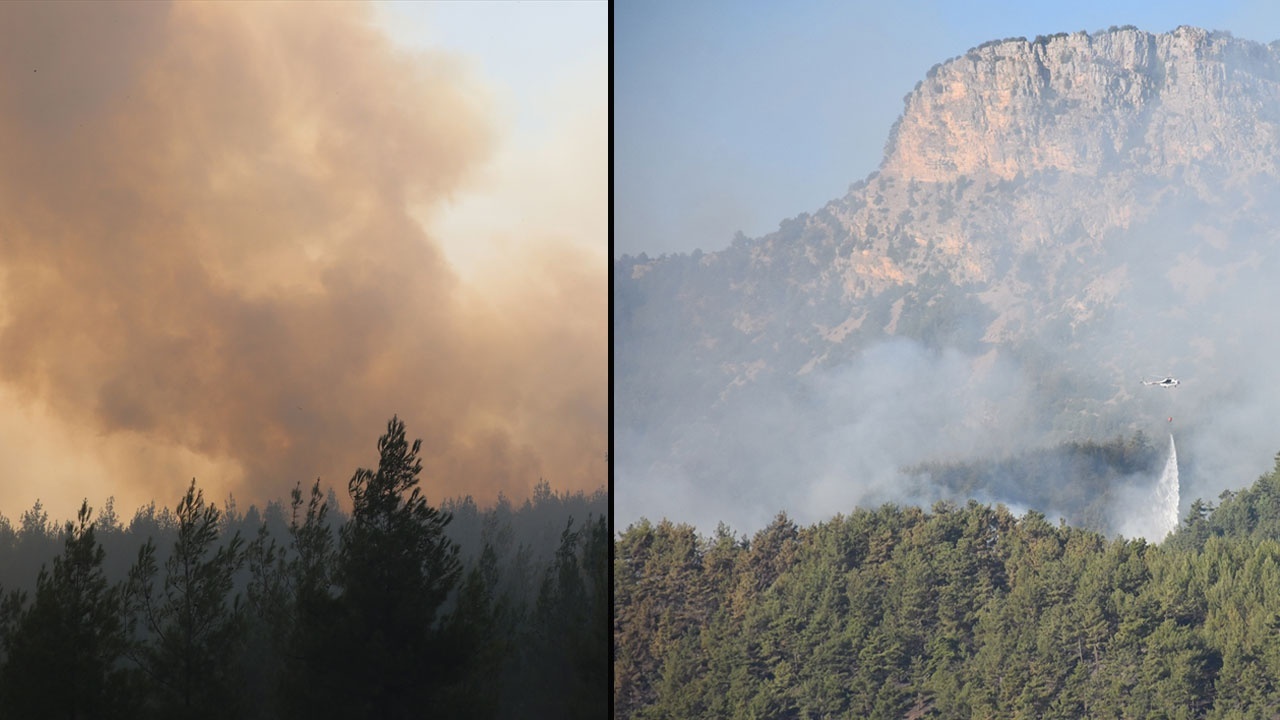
left=615, top=26, right=1280, bottom=535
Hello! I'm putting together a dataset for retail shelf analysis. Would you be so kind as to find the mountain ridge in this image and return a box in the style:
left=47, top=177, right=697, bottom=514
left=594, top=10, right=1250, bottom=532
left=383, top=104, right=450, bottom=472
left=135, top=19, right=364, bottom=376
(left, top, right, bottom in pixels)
left=886, top=26, right=1280, bottom=183
left=615, top=26, right=1280, bottom=535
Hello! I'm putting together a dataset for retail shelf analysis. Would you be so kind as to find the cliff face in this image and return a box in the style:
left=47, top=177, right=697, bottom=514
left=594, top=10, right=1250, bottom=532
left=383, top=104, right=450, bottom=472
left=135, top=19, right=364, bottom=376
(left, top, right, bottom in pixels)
left=615, top=27, right=1280, bottom=533
left=886, top=26, right=1280, bottom=183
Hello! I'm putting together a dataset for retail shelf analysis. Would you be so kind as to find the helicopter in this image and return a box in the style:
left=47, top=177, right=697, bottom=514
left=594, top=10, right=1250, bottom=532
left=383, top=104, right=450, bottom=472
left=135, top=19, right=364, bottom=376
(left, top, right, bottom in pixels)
left=1142, top=376, right=1180, bottom=388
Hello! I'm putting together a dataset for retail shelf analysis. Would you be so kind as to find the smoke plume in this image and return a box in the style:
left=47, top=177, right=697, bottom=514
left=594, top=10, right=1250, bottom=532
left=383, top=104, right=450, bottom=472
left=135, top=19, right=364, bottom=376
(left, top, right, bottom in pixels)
left=0, top=2, right=605, bottom=521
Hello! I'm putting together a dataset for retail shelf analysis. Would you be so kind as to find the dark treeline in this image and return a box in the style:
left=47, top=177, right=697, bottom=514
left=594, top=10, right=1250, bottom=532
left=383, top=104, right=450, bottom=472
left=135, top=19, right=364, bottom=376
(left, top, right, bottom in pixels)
left=616, top=452, right=1280, bottom=719
left=0, top=416, right=607, bottom=719
left=907, top=431, right=1162, bottom=533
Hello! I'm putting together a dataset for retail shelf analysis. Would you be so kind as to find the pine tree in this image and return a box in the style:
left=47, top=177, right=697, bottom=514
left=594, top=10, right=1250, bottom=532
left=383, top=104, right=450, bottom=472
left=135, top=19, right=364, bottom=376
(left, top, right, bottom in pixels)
left=126, top=479, right=246, bottom=719
left=0, top=501, right=140, bottom=719
left=437, top=541, right=509, bottom=719
left=331, top=415, right=463, bottom=718
left=270, top=479, right=343, bottom=720
left=525, top=514, right=609, bottom=719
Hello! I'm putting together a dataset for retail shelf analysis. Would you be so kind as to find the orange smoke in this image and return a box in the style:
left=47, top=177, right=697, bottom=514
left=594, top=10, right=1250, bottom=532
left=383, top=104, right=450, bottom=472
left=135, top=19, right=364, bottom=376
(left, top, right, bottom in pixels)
left=0, top=1, right=605, bottom=522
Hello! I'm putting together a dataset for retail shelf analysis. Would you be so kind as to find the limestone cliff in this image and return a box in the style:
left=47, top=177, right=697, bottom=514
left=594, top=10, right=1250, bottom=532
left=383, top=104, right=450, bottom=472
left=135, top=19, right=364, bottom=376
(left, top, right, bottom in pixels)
left=887, top=27, right=1280, bottom=183
left=615, top=26, right=1280, bottom=530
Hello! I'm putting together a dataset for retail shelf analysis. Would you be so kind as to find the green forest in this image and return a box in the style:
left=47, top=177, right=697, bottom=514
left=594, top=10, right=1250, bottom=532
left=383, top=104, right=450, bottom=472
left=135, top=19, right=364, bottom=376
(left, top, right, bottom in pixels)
left=615, top=449, right=1280, bottom=719
left=0, top=416, right=607, bottom=720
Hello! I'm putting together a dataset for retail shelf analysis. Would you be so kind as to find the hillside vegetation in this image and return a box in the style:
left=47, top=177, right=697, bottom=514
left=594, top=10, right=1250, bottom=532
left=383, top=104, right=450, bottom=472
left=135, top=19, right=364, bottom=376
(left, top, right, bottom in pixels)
left=615, top=452, right=1280, bottom=719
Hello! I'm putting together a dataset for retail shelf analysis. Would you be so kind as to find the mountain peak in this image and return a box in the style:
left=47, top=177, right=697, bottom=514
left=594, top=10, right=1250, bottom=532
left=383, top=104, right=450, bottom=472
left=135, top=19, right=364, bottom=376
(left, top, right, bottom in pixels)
left=617, top=25, right=1280, bottom=537
left=882, top=26, right=1280, bottom=183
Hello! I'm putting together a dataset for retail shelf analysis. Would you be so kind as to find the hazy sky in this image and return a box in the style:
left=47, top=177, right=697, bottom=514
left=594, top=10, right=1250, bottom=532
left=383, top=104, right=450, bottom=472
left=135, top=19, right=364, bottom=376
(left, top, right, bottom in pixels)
left=0, top=0, right=605, bottom=525
left=615, top=0, right=1280, bottom=258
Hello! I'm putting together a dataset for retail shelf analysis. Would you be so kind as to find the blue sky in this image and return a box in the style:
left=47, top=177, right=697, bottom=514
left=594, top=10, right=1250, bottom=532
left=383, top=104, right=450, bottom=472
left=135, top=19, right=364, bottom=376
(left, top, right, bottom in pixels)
left=615, top=0, right=1280, bottom=258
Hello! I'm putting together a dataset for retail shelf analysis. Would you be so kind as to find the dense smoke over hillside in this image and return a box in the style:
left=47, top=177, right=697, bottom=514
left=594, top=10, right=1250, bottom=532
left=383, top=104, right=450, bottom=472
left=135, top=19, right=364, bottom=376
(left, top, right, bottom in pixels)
left=616, top=27, right=1280, bottom=537
left=0, top=3, right=606, bottom=521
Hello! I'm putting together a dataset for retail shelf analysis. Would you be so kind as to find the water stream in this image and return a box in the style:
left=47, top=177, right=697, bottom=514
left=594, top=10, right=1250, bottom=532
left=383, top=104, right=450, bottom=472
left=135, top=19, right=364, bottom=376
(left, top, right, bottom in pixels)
left=1157, top=433, right=1180, bottom=539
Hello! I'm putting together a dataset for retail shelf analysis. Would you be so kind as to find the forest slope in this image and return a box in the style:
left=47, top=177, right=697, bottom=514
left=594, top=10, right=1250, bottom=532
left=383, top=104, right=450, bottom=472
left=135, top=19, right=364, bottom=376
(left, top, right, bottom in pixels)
left=615, top=454, right=1280, bottom=719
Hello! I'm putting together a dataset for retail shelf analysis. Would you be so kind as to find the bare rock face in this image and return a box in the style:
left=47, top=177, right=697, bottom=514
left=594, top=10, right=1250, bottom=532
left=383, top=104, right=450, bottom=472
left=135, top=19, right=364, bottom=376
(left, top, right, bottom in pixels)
left=886, top=27, right=1280, bottom=183
left=615, top=27, right=1280, bottom=531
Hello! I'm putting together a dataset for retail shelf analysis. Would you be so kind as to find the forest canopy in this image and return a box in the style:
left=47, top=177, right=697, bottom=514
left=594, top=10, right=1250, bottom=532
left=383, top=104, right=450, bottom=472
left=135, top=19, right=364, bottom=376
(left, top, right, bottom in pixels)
left=0, top=416, right=607, bottom=720
left=615, top=451, right=1280, bottom=719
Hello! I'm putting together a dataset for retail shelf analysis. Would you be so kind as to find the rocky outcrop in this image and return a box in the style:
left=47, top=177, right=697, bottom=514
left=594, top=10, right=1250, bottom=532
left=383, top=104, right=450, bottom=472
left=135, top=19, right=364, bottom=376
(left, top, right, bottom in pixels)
left=615, top=27, right=1280, bottom=522
left=885, top=27, right=1280, bottom=183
